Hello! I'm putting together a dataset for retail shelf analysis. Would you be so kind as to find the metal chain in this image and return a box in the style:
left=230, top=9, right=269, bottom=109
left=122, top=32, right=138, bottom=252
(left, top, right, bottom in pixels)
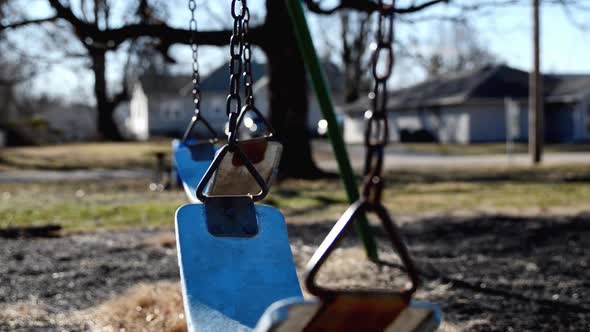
left=183, top=0, right=219, bottom=143
left=225, top=0, right=274, bottom=147
left=242, top=3, right=255, bottom=107
left=226, top=0, right=245, bottom=143
left=188, top=0, right=201, bottom=114
left=362, top=0, right=395, bottom=206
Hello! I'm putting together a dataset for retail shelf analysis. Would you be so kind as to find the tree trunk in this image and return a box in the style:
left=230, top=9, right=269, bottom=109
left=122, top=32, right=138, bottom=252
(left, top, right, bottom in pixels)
left=262, top=0, right=324, bottom=179
left=90, top=49, right=123, bottom=141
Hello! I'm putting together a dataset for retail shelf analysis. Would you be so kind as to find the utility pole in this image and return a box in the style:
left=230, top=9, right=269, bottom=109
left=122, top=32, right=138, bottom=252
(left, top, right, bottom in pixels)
left=529, top=0, right=543, bottom=164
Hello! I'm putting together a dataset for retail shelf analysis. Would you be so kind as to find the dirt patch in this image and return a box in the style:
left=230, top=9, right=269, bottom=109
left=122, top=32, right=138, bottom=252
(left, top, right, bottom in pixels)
left=0, top=214, right=589, bottom=331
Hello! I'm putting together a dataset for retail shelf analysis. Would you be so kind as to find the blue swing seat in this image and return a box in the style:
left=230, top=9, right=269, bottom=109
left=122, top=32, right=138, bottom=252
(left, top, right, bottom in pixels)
left=172, top=139, right=217, bottom=202
left=175, top=198, right=303, bottom=332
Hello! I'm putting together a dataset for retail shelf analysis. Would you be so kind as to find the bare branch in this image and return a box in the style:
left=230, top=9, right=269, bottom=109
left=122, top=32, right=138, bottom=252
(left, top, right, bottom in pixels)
left=557, top=0, right=590, bottom=31
left=45, top=0, right=263, bottom=51
left=0, top=16, right=59, bottom=31
left=102, top=24, right=246, bottom=48
left=48, top=0, right=85, bottom=28
left=396, top=0, right=451, bottom=13
left=303, top=0, right=449, bottom=15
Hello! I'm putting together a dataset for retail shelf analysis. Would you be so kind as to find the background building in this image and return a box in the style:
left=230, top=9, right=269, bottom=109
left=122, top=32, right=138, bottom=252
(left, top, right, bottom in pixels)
left=341, top=65, right=590, bottom=144
left=131, top=61, right=344, bottom=138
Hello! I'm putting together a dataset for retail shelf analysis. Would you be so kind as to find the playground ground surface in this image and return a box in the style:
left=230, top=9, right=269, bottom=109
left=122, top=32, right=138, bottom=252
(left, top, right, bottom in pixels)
left=0, top=142, right=589, bottom=331
left=0, top=213, right=588, bottom=331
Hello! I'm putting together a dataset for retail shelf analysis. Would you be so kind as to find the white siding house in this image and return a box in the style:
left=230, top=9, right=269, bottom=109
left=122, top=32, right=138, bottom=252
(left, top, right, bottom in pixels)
left=133, top=61, right=345, bottom=138
left=341, top=65, right=590, bottom=144
left=114, top=83, right=149, bottom=141
left=136, top=63, right=267, bottom=138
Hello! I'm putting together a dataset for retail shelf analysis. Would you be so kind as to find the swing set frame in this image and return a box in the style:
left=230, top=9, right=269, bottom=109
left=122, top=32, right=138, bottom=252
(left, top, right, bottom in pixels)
left=285, top=0, right=379, bottom=260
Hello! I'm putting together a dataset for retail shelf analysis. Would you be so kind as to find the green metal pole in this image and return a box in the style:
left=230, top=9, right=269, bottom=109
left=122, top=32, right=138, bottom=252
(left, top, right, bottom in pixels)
left=285, top=0, right=378, bottom=260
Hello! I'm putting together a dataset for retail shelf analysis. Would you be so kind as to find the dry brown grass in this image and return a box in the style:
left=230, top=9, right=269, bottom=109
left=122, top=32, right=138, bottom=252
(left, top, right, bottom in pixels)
left=437, top=321, right=461, bottom=332
left=0, top=298, right=80, bottom=330
left=86, top=281, right=186, bottom=332
left=84, top=280, right=461, bottom=332
left=0, top=141, right=170, bottom=170
left=0, top=282, right=464, bottom=331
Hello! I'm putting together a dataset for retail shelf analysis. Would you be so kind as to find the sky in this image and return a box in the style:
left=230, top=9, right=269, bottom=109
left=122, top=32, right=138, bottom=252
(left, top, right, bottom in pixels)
left=466, top=2, right=590, bottom=74
left=7, top=0, right=590, bottom=103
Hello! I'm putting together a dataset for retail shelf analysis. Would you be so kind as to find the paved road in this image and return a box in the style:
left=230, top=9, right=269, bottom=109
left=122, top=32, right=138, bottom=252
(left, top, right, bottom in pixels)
left=312, top=141, right=590, bottom=171
left=0, top=143, right=588, bottom=183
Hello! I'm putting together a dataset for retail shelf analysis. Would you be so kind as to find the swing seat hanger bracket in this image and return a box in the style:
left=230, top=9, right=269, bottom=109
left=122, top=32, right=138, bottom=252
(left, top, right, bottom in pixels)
left=196, top=103, right=280, bottom=202
left=181, top=109, right=219, bottom=145
left=304, top=200, right=421, bottom=299
left=204, top=196, right=259, bottom=237
left=196, top=143, right=272, bottom=202
left=299, top=200, right=424, bottom=332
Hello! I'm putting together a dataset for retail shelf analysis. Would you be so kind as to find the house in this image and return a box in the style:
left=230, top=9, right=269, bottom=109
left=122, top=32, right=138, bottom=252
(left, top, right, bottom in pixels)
left=251, top=61, right=345, bottom=134
left=34, top=102, right=96, bottom=141
left=114, top=82, right=149, bottom=141
left=140, top=62, right=266, bottom=137
left=136, top=61, right=345, bottom=138
left=340, top=64, right=590, bottom=144
left=1, top=97, right=97, bottom=145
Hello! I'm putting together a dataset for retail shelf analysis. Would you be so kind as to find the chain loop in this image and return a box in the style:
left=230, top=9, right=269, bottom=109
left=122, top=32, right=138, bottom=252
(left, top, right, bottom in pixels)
left=188, top=0, right=201, bottom=112
left=226, top=0, right=261, bottom=134
left=226, top=0, right=244, bottom=122
left=182, top=0, right=220, bottom=143
left=363, top=0, right=396, bottom=206
left=231, top=0, right=244, bottom=19
left=242, top=5, right=255, bottom=107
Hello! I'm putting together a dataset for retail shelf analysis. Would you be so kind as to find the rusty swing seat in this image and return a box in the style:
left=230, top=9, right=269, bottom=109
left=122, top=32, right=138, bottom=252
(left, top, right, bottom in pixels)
left=253, top=201, right=442, bottom=332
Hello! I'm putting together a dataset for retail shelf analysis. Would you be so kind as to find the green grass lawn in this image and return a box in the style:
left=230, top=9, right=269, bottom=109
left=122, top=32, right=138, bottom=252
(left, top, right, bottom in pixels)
left=1, top=165, right=589, bottom=232
left=0, top=180, right=186, bottom=231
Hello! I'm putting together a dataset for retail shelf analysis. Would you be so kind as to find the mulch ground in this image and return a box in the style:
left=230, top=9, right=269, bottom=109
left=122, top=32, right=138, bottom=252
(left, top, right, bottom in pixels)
left=1, top=213, right=588, bottom=331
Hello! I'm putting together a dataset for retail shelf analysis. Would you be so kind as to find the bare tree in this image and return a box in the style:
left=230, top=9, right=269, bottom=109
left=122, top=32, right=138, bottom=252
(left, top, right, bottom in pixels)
left=0, top=0, right=451, bottom=178
left=340, top=11, right=372, bottom=103
left=416, top=21, right=498, bottom=78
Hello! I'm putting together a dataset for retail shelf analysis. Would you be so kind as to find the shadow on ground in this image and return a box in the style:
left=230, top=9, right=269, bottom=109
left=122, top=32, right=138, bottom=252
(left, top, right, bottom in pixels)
left=0, top=213, right=588, bottom=331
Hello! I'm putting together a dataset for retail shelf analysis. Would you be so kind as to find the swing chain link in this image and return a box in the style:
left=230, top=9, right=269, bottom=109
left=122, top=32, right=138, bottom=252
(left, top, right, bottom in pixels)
left=227, top=0, right=244, bottom=118
left=242, top=4, right=255, bottom=107
left=306, top=0, right=422, bottom=299
left=363, top=0, right=395, bottom=207
left=188, top=0, right=201, bottom=114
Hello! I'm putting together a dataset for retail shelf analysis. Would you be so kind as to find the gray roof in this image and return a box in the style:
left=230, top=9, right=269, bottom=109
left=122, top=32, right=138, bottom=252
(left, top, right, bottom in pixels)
left=545, top=74, right=590, bottom=102
left=139, top=62, right=266, bottom=96
left=139, top=73, right=192, bottom=96
left=139, top=61, right=345, bottom=99
left=200, top=62, right=266, bottom=91
left=343, top=64, right=590, bottom=115
left=232, top=61, right=345, bottom=93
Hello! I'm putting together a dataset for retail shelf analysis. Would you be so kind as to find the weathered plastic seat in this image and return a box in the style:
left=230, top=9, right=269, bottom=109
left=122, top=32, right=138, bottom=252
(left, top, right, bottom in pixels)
left=175, top=197, right=303, bottom=331
left=172, top=138, right=217, bottom=202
